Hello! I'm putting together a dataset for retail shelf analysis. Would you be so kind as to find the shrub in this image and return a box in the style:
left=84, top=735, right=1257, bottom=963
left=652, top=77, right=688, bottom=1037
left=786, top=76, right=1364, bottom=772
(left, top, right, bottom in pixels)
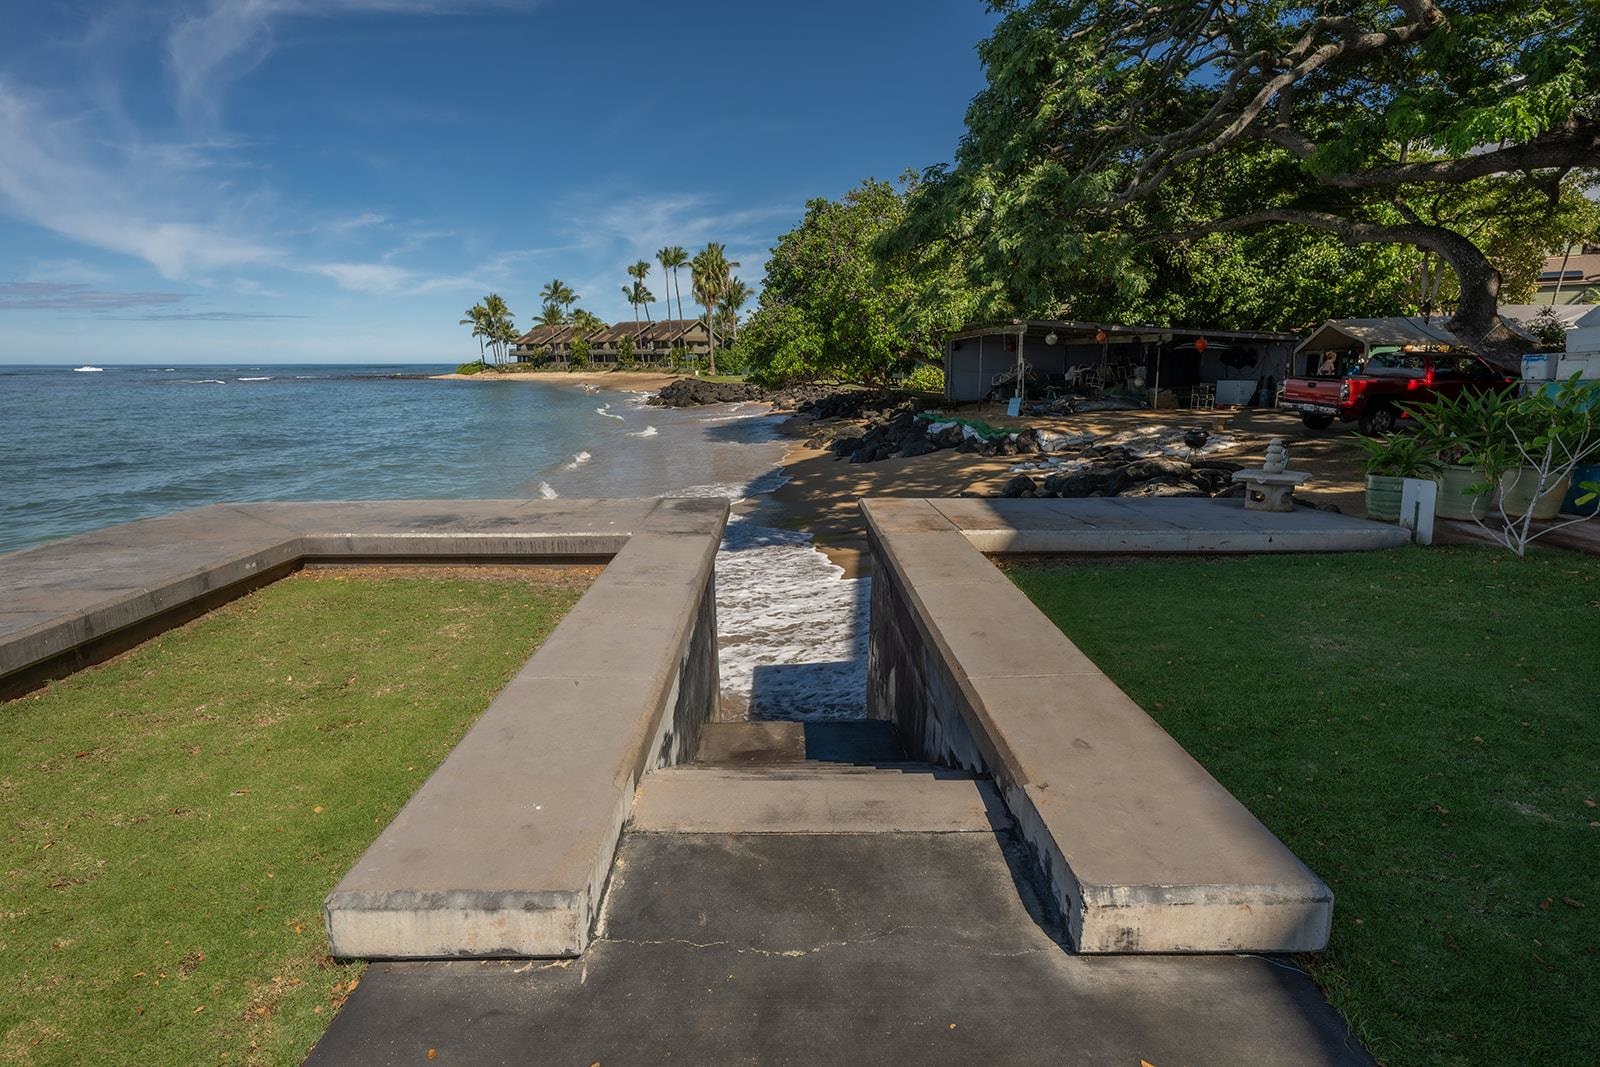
left=454, top=361, right=485, bottom=375
left=900, top=363, right=945, bottom=394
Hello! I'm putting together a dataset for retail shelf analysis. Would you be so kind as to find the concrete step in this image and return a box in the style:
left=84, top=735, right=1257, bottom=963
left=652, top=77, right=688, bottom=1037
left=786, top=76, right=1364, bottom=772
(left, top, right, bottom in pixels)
left=694, top=719, right=906, bottom=765
left=631, top=764, right=1003, bottom=834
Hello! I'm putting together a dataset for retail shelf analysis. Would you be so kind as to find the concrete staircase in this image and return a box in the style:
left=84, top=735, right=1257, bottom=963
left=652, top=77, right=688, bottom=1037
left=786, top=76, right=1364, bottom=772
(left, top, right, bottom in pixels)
left=630, top=721, right=1005, bottom=835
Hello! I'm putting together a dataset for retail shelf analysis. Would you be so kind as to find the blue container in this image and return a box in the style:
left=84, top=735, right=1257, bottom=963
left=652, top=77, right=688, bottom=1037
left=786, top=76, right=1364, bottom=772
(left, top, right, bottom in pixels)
left=1562, top=464, right=1600, bottom=516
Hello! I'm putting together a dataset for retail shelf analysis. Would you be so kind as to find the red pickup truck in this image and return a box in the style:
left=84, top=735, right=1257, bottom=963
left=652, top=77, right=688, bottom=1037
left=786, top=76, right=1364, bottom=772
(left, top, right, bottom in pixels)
left=1280, top=351, right=1517, bottom=435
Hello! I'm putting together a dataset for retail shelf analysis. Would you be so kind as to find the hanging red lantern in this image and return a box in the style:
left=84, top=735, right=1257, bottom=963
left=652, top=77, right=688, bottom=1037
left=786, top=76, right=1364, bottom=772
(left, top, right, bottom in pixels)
left=1194, top=336, right=1209, bottom=353
left=1095, top=328, right=1108, bottom=344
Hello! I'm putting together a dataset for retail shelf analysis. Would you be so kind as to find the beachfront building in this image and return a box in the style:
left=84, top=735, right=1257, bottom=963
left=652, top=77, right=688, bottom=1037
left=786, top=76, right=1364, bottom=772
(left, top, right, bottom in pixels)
left=942, top=320, right=1297, bottom=407
left=590, top=319, right=716, bottom=363
left=1537, top=244, right=1600, bottom=305
left=509, top=324, right=579, bottom=362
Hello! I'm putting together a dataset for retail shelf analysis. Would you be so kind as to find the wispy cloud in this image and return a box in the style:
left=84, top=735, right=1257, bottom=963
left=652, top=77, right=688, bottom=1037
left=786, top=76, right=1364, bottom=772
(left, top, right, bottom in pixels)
left=0, top=280, right=294, bottom=321
left=0, top=282, right=186, bottom=312
left=0, top=78, right=281, bottom=278
left=168, top=0, right=541, bottom=124
left=115, top=309, right=310, bottom=321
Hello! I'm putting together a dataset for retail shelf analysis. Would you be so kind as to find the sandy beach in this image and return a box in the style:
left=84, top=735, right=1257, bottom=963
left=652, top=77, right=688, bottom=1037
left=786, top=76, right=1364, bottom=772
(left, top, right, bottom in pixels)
left=431, top=368, right=684, bottom=391
left=748, top=403, right=1370, bottom=577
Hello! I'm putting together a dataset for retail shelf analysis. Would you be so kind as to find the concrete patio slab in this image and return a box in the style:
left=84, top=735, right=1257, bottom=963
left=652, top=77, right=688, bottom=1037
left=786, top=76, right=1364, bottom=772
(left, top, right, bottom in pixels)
left=308, top=831, right=1371, bottom=1065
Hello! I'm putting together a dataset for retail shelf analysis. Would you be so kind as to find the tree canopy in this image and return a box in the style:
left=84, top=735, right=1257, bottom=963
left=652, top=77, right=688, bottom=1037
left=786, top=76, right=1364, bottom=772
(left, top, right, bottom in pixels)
left=737, top=177, right=975, bottom=387
left=898, top=0, right=1599, bottom=356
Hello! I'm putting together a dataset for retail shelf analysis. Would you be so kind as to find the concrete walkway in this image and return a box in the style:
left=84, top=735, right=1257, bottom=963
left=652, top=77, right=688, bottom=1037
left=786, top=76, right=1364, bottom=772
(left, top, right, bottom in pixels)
left=311, top=831, right=1369, bottom=1065
left=312, top=721, right=1371, bottom=1064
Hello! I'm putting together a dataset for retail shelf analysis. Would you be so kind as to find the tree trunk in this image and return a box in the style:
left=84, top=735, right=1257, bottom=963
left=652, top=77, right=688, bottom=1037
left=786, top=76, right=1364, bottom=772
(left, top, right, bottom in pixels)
left=1203, top=208, right=1522, bottom=366
left=706, top=304, right=717, bottom=376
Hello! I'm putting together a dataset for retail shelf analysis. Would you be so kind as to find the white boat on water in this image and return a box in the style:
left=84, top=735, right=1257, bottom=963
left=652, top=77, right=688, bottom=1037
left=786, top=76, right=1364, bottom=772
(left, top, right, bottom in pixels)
left=72, top=366, right=104, bottom=373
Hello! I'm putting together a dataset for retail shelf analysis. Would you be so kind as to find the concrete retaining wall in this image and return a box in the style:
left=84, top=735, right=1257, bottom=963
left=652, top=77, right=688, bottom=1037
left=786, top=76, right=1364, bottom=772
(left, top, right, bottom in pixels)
left=863, top=498, right=1354, bottom=954
left=0, top=498, right=728, bottom=959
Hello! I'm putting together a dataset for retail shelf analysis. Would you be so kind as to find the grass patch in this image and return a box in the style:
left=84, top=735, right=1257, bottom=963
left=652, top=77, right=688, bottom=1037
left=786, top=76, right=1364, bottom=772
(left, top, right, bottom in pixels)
left=1008, top=547, right=1599, bottom=1066
left=0, top=568, right=588, bottom=1065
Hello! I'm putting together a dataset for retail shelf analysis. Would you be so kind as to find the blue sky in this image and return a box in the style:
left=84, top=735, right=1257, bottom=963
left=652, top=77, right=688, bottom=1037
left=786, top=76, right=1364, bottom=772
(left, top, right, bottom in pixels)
left=0, top=0, right=996, bottom=364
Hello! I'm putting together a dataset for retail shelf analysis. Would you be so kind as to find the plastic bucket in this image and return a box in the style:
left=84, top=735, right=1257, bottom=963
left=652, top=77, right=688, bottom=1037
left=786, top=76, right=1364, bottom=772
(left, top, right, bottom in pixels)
left=1562, top=464, right=1600, bottom=516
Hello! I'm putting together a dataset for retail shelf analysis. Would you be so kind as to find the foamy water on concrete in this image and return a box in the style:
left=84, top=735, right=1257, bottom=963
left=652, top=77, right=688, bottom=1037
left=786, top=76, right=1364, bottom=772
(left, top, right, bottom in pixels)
left=552, top=395, right=870, bottom=721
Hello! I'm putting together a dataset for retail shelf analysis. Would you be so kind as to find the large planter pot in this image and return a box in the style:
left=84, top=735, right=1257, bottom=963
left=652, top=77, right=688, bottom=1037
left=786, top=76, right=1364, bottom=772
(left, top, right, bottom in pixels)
left=1498, top=468, right=1570, bottom=522
left=1562, top=464, right=1600, bottom=517
left=1432, top=464, right=1491, bottom=521
left=1364, top=474, right=1405, bottom=522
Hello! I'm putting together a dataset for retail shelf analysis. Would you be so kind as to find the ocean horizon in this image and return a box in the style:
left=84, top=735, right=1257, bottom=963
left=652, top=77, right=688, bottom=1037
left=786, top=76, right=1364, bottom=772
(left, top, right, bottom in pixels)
left=0, top=363, right=788, bottom=554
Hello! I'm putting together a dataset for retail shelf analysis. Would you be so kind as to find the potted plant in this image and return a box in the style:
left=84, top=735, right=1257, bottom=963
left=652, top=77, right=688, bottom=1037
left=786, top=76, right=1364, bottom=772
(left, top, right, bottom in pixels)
left=1409, top=389, right=1509, bottom=520
left=1354, top=432, right=1441, bottom=522
left=1473, top=376, right=1600, bottom=555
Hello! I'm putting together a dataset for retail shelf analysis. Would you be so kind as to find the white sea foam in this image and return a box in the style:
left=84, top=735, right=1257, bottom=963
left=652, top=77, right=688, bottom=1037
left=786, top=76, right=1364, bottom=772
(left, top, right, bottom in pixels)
left=713, top=518, right=868, bottom=720
left=238, top=376, right=271, bottom=382
left=182, top=379, right=226, bottom=385
left=628, top=425, right=659, bottom=438
left=536, top=481, right=559, bottom=499
left=562, top=450, right=592, bottom=470
left=595, top=404, right=624, bottom=421
left=72, top=366, right=104, bottom=373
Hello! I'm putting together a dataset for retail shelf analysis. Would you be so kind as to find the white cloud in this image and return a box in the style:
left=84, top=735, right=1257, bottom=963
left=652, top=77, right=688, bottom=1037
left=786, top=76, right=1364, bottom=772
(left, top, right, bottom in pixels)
left=0, top=79, right=281, bottom=278
left=167, top=0, right=541, bottom=123
left=312, top=261, right=418, bottom=293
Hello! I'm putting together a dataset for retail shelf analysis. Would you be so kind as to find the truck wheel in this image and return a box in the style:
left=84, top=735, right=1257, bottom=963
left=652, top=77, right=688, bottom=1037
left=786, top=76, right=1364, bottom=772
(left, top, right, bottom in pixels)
left=1300, top=413, right=1334, bottom=431
left=1358, top=405, right=1397, bottom=436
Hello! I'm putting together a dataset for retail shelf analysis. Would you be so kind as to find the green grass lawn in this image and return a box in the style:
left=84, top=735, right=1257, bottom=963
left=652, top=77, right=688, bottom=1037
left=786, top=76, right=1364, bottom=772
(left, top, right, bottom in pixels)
left=1, top=569, right=587, bottom=1065
left=1009, top=547, right=1599, bottom=1067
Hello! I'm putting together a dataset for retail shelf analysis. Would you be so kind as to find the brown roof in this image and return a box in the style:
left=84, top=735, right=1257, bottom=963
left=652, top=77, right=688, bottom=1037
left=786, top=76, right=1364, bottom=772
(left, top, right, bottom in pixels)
left=514, top=324, right=576, bottom=346
left=1540, top=253, right=1600, bottom=285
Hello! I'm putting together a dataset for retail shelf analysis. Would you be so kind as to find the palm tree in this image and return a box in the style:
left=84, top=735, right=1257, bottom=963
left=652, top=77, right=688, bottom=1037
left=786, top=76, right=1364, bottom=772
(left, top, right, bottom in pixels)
left=571, top=309, right=605, bottom=338
left=621, top=283, right=640, bottom=338
left=657, top=246, right=688, bottom=320
left=481, top=293, right=514, bottom=366
left=534, top=301, right=566, bottom=328
left=691, top=244, right=739, bottom=375
left=540, top=279, right=578, bottom=319
left=718, top=278, right=753, bottom=342
left=627, top=261, right=655, bottom=322
left=459, top=302, right=488, bottom=366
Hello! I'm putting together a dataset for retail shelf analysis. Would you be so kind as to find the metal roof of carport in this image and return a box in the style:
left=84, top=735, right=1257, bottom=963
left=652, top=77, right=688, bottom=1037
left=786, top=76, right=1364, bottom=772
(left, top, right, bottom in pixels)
left=1294, top=315, right=1538, bottom=355
left=947, top=319, right=1297, bottom=343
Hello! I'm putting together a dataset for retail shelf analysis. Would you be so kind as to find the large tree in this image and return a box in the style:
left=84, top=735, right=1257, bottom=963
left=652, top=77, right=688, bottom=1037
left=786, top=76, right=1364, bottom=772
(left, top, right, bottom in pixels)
left=741, top=177, right=975, bottom=387
left=903, top=0, right=1599, bottom=359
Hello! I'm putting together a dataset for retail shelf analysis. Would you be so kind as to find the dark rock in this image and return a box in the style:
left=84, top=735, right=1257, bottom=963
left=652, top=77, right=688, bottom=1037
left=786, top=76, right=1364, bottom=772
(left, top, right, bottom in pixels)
left=1000, top=475, right=1038, bottom=498
left=1014, top=428, right=1042, bottom=454
left=649, top=378, right=766, bottom=407
left=899, top=437, right=938, bottom=458
left=832, top=435, right=864, bottom=457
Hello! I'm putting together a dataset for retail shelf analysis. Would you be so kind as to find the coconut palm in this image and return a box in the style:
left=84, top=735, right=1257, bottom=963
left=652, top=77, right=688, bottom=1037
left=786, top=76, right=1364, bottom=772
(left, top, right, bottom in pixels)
left=627, top=261, right=656, bottom=322
left=534, top=302, right=566, bottom=328
left=657, top=246, right=688, bottom=320
left=539, top=279, right=578, bottom=318
left=459, top=302, right=488, bottom=366
left=690, top=244, right=739, bottom=375
left=718, top=278, right=753, bottom=341
left=481, top=293, right=515, bottom=365
left=571, top=309, right=605, bottom=338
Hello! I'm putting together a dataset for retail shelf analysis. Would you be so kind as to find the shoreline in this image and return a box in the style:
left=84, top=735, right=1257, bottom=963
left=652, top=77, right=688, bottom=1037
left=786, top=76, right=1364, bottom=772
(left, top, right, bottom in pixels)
left=430, top=369, right=684, bottom=391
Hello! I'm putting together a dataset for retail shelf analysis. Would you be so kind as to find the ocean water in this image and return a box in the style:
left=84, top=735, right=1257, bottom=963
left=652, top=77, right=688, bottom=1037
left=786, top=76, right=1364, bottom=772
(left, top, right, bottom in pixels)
left=0, top=363, right=867, bottom=719
left=0, top=364, right=785, bottom=553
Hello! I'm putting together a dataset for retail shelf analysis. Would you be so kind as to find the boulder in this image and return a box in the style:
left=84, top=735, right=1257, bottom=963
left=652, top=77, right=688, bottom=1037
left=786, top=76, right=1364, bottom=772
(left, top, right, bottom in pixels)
left=1000, top=474, right=1038, bottom=498
left=649, top=378, right=765, bottom=407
